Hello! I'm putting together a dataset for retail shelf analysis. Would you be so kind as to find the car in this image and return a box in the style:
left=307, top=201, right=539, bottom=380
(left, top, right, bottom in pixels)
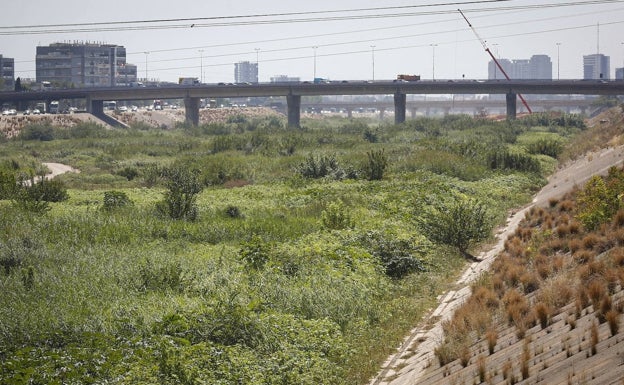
left=7, top=109, right=17, bottom=116
left=23, top=109, right=31, bottom=115
left=131, top=105, right=138, bottom=112
left=1, top=110, right=9, bottom=116
left=32, top=109, right=41, bottom=115
left=118, top=106, right=128, bottom=112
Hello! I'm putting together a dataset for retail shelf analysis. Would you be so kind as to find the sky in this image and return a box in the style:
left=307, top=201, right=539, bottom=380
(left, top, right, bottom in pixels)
left=2, top=0, right=624, bottom=83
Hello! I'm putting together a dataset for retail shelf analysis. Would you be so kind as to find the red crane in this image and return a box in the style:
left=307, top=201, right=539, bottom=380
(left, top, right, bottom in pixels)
left=458, top=9, right=532, bottom=114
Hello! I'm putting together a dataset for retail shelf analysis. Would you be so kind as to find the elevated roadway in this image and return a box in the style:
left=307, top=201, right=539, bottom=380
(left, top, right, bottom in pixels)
left=1, top=79, right=622, bottom=127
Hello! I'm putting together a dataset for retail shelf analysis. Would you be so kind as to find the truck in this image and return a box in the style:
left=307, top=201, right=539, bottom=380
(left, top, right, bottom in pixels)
left=396, top=74, right=421, bottom=81
left=49, top=101, right=60, bottom=114
left=179, top=77, right=200, bottom=86
left=313, top=77, right=330, bottom=84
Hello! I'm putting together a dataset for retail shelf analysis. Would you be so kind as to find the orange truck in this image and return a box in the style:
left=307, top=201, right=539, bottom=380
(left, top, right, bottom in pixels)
left=396, top=74, right=421, bottom=81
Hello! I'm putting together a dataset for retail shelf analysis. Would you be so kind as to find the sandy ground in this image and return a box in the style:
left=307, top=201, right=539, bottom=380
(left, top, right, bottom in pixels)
left=369, top=144, right=624, bottom=385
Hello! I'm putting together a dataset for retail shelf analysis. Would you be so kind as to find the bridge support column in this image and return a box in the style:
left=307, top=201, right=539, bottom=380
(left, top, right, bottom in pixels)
left=287, top=94, right=301, bottom=128
left=347, top=108, right=353, bottom=118
left=394, top=92, right=406, bottom=124
left=506, top=92, right=517, bottom=120
left=89, top=98, right=104, bottom=115
left=379, top=108, right=385, bottom=120
left=184, top=97, right=200, bottom=126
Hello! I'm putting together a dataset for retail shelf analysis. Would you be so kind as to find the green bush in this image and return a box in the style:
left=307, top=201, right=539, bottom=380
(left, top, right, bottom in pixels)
left=525, top=138, right=564, bottom=158
left=362, top=231, right=428, bottom=279
left=157, top=166, right=203, bottom=221
left=487, top=149, right=540, bottom=173
left=19, top=123, right=55, bottom=141
left=296, top=154, right=346, bottom=179
left=363, top=149, right=388, bottom=181
left=116, top=166, right=139, bottom=181
left=416, top=195, right=493, bottom=260
left=239, top=235, right=272, bottom=271
left=321, top=200, right=354, bottom=230
left=102, top=191, right=134, bottom=211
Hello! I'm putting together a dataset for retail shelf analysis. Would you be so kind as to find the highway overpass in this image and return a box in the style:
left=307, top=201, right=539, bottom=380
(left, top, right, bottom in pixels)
left=0, top=79, right=622, bottom=127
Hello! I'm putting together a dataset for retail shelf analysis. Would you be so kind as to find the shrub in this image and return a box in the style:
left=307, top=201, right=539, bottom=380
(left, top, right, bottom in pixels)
left=416, top=195, right=493, bottom=260
left=239, top=235, right=271, bottom=271
left=525, top=138, right=564, bottom=158
left=19, top=123, right=55, bottom=141
left=363, top=149, right=388, bottom=181
left=576, top=175, right=619, bottom=231
left=102, top=191, right=134, bottom=211
left=321, top=200, right=354, bottom=230
left=487, top=149, right=540, bottom=173
left=362, top=231, right=428, bottom=279
left=296, top=153, right=346, bottom=179
left=117, top=167, right=139, bottom=181
left=156, top=166, right=203, bottom=221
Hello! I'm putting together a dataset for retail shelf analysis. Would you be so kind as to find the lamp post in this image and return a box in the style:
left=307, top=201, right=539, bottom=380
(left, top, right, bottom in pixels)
left=198, top=49, right=204, bottom=83
left=144, top=51, right=149, bottom=84
left=370, top=45, right=376, bottom=81
left=255, top=48, right=260, bottom=83
left=430, top=44, right=437, bottom=80
left=312, top=46, right=318, bottom=79
left=556, top=43, right=561, bottom=80
left=621, top=42, right=624, bottom=80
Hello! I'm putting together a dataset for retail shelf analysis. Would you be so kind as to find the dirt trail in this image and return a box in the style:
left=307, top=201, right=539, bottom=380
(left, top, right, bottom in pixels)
left=42, top=162, right=79, bottom=179
left=369, top=144, right=624, bottom=385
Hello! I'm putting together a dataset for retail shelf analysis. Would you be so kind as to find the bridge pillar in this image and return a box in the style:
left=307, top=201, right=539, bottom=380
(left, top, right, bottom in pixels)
left=394, top=92, right=406, bottom=124
left=347, top=108, right=353, bottom=118
left=89, top=99, right=104, bottom=115
left=379, top=108, right=385, bottom=120
left=506, top=92, right=517, bottom=120
left=287, top=94, right=301, bottom=128
left=184, top=97, right=201, bottom=126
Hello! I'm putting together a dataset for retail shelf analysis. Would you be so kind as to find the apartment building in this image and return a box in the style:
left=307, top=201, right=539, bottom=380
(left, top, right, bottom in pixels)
left=0, top=55, right=15, bottom=91
left=36, top=42, right=137, bottom=87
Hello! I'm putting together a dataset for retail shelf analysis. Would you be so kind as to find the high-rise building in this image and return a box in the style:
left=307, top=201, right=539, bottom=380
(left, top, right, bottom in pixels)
left=0, top=55, right=15, bottom=90
left=36, top=42, right=137, bottom=87
left=583, top=54, right=610, bottom=80
left=616, top=67, right=624, bottom=80
left=234, top=61, right=258, bottom=83
left=488, top=55, right=552, bottom=80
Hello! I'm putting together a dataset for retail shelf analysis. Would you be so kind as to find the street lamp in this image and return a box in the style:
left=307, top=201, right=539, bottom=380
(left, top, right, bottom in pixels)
left=312, top=46, right=318, bottom=79
left=144, top=52, right=150, bottom=84
left=430, top=44, right=437, bottom=80
left=255, top=48, right=260, bottom=83
left=370, top=45, right=376, bottom=81
left=198, top=49, right=204, bottom=83
left=556, top=43, right=561, bottom=80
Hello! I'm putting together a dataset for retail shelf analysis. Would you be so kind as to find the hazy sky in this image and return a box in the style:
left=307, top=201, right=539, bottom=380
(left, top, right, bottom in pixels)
left=2, top=0, right=624, bottom=83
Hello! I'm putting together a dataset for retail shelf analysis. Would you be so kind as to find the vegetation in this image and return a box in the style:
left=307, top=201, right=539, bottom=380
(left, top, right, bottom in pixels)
left=0, top=111, right=585, bottom=384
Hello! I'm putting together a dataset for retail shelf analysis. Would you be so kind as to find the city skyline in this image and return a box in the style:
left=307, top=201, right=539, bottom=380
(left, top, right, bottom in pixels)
left=2, top=0, right=624, bottom=83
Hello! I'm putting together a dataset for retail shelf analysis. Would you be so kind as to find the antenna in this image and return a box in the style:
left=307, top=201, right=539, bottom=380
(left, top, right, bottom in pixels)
left=458, top=9, right=532, bottom=114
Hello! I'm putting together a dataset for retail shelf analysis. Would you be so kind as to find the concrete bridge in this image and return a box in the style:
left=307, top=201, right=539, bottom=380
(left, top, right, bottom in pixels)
left=0, top=79, right=622, bottom=127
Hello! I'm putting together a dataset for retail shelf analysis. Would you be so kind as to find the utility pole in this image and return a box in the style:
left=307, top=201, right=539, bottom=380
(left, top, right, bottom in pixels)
left=144, top=51, right=149, bottom=84
left=255, top=48, right=260, bottom=83
left=430, top=43, right=438, bottom=80
left=312, top=46, right=318, bottom=79
left=198, top=49, right=204, bottom=83
left=556, top=43, right=561, bottom=80
left=370, top=45, right=376, bottom=81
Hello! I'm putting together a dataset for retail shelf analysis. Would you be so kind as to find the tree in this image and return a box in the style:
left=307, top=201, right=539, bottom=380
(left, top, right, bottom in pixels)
left=14, top=77, right=22, bottom=92
left=157, top=166, right=203, bottom=220
left=416, top=195, right=492, bottom=261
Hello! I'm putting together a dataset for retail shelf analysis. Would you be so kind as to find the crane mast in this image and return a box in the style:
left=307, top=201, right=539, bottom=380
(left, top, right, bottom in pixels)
left=458, top=9, right=532, bottom=114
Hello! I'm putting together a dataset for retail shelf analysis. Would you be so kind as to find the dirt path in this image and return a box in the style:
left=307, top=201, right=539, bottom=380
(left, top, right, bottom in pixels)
left=43, top=162, right=79, bottom=179
left=369, top=144, right=624, bottom=385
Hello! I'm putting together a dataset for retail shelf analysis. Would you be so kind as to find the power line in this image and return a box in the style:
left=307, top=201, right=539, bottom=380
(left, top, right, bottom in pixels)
left=1, top=1, right=510, bottom=31
left=1, top=0, right=622, bottom=35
